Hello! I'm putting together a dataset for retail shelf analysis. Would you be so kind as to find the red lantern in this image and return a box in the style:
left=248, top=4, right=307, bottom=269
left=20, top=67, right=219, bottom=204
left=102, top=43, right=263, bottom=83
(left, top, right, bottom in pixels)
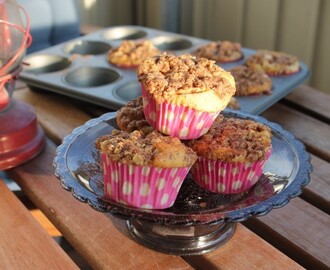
left=0, top=0, right=44, bottom=170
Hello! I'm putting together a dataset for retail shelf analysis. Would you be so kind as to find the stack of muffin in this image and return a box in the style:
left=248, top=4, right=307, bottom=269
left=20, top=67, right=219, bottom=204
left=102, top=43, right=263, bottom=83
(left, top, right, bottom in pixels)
left=96, top=54, right=272, bottom=209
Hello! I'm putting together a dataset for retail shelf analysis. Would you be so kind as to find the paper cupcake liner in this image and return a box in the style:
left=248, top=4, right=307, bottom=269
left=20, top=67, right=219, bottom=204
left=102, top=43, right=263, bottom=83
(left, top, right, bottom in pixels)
left=191, top=149, right=272, bottom=194
left=141, top=85, right=219, bottom=140
left=101, top=154, right=191, bottom=209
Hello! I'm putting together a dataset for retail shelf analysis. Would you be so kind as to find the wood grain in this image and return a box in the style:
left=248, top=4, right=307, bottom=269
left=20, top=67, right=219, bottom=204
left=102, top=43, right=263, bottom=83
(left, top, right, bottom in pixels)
left=8, top=142, right=193, bottom=270
left=302, top=154, right=330, bottom=214
left=284, top=85, right=330, bottom=122
left=244, top=198, right=330, bottom=270
left=8, top=142, right=303, bottom=270
left=0, top=180, right=78, bottom=269
left=30, top=209, right=62, bottom=237
left=243, top=0, right=280, bottom=49
left=262, top=103, right=330, bottom=161
left=185, top=225, right=304, bottom=270
left=11, top=86, right=306, bottom=269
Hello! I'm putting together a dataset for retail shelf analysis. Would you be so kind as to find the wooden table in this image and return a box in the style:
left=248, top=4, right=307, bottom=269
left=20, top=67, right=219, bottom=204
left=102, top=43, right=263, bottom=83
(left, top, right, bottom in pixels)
left=2, top=83, right=329, bottom=270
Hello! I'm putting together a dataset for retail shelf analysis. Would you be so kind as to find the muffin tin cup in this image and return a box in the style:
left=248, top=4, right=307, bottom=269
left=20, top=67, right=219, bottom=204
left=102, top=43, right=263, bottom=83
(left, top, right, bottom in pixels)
left=102, top=26, right=147, bottom=41
left=152, top=35, right=193, bottom=51
left=22, top=54, right=71, bottom=74
left=101, top=154, right=191, bottom=209
left=63, top=40, right=111, bottom=55
left=190, top=149, right=272, bottom=194
left=142, top=85, right=219, bottom=140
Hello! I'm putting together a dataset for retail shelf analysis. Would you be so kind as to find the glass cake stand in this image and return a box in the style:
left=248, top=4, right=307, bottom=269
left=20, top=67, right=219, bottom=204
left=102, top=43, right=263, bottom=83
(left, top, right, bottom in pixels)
left=54, top=110, right=312, bottom=255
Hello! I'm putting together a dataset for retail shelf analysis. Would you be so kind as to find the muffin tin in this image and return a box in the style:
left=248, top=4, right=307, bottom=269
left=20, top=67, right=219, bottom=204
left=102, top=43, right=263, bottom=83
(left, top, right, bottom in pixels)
left=19, top=25, right=310, bottom=114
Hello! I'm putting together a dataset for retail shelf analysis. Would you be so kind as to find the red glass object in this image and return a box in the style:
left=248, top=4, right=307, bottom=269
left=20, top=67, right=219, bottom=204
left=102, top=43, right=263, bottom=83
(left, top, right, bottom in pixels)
left=0, top=0, right=45, bottom=170
left=0, top=99, right=45, bottom=169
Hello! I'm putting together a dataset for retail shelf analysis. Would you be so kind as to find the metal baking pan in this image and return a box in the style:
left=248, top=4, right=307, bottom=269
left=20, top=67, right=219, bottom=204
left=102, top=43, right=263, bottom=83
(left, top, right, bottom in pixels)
left=19, top=25, right=310, bottom=115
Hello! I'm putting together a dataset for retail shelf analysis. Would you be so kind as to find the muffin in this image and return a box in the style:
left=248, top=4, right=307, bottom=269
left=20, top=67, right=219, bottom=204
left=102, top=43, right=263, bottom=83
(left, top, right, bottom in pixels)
left=192, top=40, right=243, bottom=63
left=137, top=54, right=236, bottom=139
left=96, top=129, right=197, bottom=209
left=108, top=40, right=161, bottom=68
left=116, top=96, right=153, bottom=134
left=230, top=65, right=272, bottom=96
left=245, top=50, right=300, bottom=76
left=186, top=115, right=272, bottom=194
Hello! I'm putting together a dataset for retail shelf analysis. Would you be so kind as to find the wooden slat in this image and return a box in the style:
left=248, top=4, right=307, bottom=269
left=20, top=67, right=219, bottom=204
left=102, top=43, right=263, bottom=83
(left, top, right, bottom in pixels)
left=242, top=0, right=280, bottom=49
left=261, top=103, right=330, bottom=161
left=8, top=142, right=192, bottom=270
left=244, top=198, right=330, bottom=270
left=277, top=0, right=320, bottom=67
left=12, top=86, right=305, bottom=269
left=302, top=154, right=330, bottom=214
left=185, top=225, right=303, bottom=270
left=0, top=180, right=78, bottom=269
left=9, top=142, right=303, bottom=270
left=210, top=0, right=245, bottom=42
left=30, top=209, right=62, bottom=237
left=311, top=0, right=330, bottom=94
left=283, top=87, right=330, bottom=213
left=284, top=85, right=330, bottom=122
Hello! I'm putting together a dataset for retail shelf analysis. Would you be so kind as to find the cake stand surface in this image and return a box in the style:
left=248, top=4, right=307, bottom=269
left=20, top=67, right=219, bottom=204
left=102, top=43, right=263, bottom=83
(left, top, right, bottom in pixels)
left=54, top=110, right=311, bottom=255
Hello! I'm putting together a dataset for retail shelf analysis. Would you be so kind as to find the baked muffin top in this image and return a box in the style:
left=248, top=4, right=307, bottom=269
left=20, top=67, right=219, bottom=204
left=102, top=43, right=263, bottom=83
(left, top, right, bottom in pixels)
left=186, top=115, right=272, bottom=163
left=192, top=40, right=243, bottom=63
left=96, top=130, right=197, bottom=168
left=137, top=54, right=236, bottom=112
left=108, top=40, right=161, bottom=67
left=245, top=50, right=299, bottom=76
left=230, top=65, right=272, bottom=96
left=116, top=96, right=153, bottom=134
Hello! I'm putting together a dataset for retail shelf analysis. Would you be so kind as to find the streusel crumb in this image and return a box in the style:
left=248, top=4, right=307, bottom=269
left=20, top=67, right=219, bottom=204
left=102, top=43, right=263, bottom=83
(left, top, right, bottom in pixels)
left=245, top=50, right=299, bottom=76
left=96, top=130, right=197, bottom=167
left=230, top=65, right=272, bottom=96
left=108, top=40, right=161, bottom=67
left=116, top=96, right=153, bottom=134
left=187, top=115, right=272, bottom=163
left=137, top=54, right=236, bottom=105
left=193, top=40, right=243, bottom=63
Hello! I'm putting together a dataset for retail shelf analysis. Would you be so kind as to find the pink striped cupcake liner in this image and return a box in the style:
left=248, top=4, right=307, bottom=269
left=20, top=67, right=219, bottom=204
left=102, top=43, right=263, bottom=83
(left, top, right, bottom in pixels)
left=141, top=85, right=219, bottom=140
left=101, top=153, right=191, bottom=209
left=191, top=148, right=272, bottom=194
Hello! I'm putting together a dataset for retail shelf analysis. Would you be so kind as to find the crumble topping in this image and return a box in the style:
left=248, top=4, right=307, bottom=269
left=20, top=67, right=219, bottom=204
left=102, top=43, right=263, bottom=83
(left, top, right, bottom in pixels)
left=245, top=50, right=299, bottom=76
left=193, top=40, right=243, bottom=62
left=108, top=40, right=161, bottom=67
left=187, top=115, right=272, bottom=162
left=116, top=96, right=153, bottom=134
left=230, top=65, right=272, bottom=96
left=137, top=54, right=236, bottom=103
left=96, top=130, right=197, bottom=167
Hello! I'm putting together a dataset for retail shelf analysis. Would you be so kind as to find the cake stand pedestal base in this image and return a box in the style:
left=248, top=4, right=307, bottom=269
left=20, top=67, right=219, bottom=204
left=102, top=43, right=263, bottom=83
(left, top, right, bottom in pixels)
left=0, top=99, right=45, bottom=170
left=127, top=219, right=236, bottom=256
